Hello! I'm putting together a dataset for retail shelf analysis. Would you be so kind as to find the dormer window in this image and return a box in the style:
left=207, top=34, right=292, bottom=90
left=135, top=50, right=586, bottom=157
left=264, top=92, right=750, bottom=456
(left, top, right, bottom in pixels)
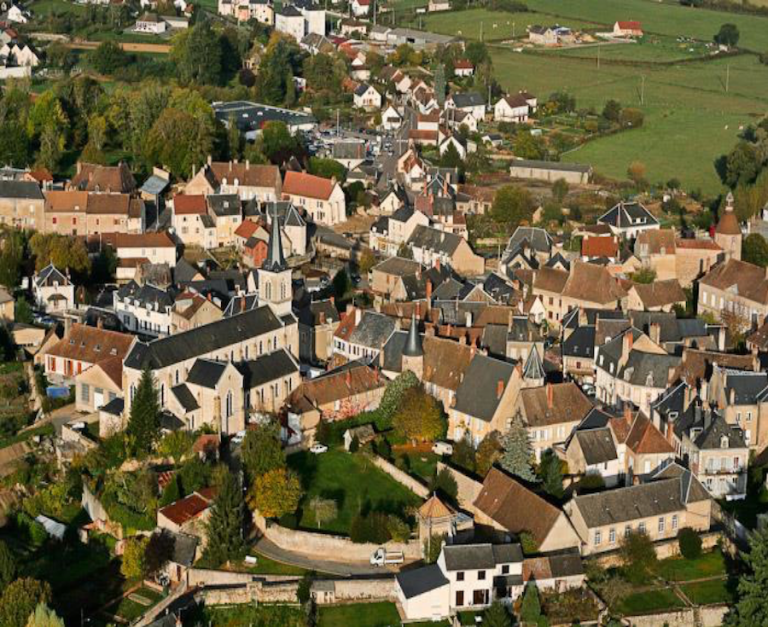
left=94, top=345, right=101, bottom=352
left=721, top=436, right=729, bottom=449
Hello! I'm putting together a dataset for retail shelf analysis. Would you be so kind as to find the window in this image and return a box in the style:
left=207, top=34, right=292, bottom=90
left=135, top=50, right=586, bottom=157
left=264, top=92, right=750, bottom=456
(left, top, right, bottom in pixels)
left=624, top=525, right=631, bottom=538
left=658, top=517, right=665, bottom=533
left=747, top=411, right=752, bottom=422
left=81, top=384, right=90, bottom=402
left=638, top=522, right=646, bottom=534
left=456, top=572, right=464, bottom=582
left=478, top=570, right=486, bottom=580
left=594, top=531, right=602, bottom=546
left=501, top=565, right=509, bottom=574
left=672, top=515, right=678, bottom=530
left=609, top=528, right=616, bottom=544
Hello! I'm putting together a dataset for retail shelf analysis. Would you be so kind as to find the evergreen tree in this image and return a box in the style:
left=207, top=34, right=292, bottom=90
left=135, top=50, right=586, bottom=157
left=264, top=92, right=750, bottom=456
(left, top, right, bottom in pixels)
left=0, top=541, right=17, bottom=590
left=500, top=413, right=536, bottom=482
left=484, top=601, right=513, bottom=627
left=538, top=449, right=564, bottom=499
left=434, top=63, right=446, bottom=107
left=127, top=368, right=161, bottom=456
left=520, top=583, right=542, bottom=625
left=725, top=526, right=768, bottom=626
left=204, top=472, right=246, bottom=566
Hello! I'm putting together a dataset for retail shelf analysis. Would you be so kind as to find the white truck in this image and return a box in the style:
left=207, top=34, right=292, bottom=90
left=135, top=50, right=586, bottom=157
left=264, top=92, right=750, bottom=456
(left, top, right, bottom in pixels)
left=370, top=547, right=404, bottom=567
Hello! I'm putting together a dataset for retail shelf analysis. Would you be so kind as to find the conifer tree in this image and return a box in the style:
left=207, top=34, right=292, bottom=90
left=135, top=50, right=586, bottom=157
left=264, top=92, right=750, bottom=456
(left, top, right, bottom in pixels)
left=127, top=368, right=161, bottom=455
left=500, top=413, right=536, bottom=482
left=204, top=472, right=246, bottom=566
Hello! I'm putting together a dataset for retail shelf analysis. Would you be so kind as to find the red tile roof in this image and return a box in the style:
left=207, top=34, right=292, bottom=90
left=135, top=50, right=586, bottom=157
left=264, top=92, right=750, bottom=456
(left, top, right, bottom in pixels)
left=283, top=171, right=336, bottom=201
left=617, top=20, right=642, bottom=30
left=113, top=232, right=176, bottom=248
left=174, top=194, right=207, bottom=215
left=581, top=236, right=619, bottom=258
left=235, top=219, right=260, bottom=239
left=158, top=489, right=216, bottom=526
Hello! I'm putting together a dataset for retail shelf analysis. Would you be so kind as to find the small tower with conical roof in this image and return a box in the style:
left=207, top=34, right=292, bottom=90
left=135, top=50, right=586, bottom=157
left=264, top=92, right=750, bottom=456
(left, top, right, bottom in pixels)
left=258, top=204, right=292, bottom=317
left=401, top=313, right=424, bottom=380
left=522, top=344, right=546, bottom=388
left=715, top=191, right=742, bottom=261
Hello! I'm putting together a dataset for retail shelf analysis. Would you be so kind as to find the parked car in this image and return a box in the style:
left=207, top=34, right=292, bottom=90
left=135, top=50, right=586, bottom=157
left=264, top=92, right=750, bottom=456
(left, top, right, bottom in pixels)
left=310, top=443, right=328, bottom=454
left=432, top=441, right=454, bottom=456
left=370, top=548, right=404, bottom=567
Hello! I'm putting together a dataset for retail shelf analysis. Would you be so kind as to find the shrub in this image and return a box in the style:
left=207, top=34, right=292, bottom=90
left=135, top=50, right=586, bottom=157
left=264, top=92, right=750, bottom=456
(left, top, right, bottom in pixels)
left=678, top=527, right=703, bottom=560
left=520, top=531, right=538, bottom=555
left=620, top=530, right=658, bottom=584
left=350, top=512, right=391, bottom=544
left=578, top=473, right=605, bottom=493
left=386, top=515, right=411, bottom=542
left=429, top=468, right=458, bottom=503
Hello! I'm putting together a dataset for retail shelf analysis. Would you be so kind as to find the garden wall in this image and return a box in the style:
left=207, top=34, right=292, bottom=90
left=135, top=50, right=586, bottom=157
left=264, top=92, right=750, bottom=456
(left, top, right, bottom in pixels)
left=253, top=512, right=421, bottom=562
left=589, top=531, right=721, bottom=567
left=436, top=462, right=482, bottom=511
left=324, top=577, right=396, bottom=604
left=625, top=604, right=728, bottom=627
left=371, top=455, right=429, bottom=498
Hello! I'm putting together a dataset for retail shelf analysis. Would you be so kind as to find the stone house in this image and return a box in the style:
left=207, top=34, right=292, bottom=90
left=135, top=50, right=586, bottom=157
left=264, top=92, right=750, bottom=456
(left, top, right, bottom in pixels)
left=626, top=279, right=686, bottom=313
left=0, top=180, right=44, bottom=230
left=157, top=487, right=217, bottom=547
left=33, top=264, right=74, bottom=312
left=698, top=258, right=768, bottom=330
left=407, top=225, right=485, bottom=277
left=75, top=356, right=123, bottom=413
left=171, top=292, right=224, bottom=333
left=185, top=160, right=282, bottom=202
left=296, top=299, right=340, bottom=364
left=282, top=171, right=346, bottom=226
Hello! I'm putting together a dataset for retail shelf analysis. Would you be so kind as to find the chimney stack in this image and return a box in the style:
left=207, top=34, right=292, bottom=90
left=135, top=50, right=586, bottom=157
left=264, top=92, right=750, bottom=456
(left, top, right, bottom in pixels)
left=426, top=279, right=433, bottom=302
left=547, top=382, right=553, bottom=409
left=346, top=369, right=351, bottom=387
left=650, top=322, right=661, bottom=346
left=96, top=317, right=103, bottom=329
left=624, top=402, right=633, bottom=424
left=496, top=379, right=504, bottom=399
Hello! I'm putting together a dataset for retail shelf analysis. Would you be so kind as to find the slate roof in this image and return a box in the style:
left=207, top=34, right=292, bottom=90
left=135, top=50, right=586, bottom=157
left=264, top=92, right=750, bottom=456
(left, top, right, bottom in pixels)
left=207, top=194, right=241, bottom=217
left=692, top=413, right=747, bottom=451
left=116, top=281, right=175, bottom=309
left=396, top=564, right=448, bottom=599
left=35, top=264, right=69, bottom=288
left=124, top=306, right=286, bottom=370
left=408, top=224, right=464, bottom=255
left=372, top=256, right=422, bottom=277
left=187, top=359, right=227, bottom=389
left=619, top=348, right=680, bottom=389
left=236, top=349, right=298, bottom=389
left=348, top=311, right=397, bottom=350
left=598, top=201, right=658, bottom=230
left=723, top=370, right=768, bottom=405
left=171, top=383, right=199, bottom=412
left=0, top=180, right=43, bottom=199
left=449, top=92, right=485, bottom=108
left=453, top=354, right=516, bottom=422
left=562, top=325, right=595, bottom=359
left=505, top=226, right=553, bottom=256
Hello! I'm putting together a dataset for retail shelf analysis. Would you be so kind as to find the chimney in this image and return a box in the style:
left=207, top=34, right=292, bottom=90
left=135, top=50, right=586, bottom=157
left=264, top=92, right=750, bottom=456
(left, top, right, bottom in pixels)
left=207, top=155, right=212, bottom=166
left=470, top=344, right=476, bottom=357
left=229, top=160, right=233, bottom=171
left=701, top=380, right=709, bottom=408
left=459, top=335, right=467, bottom=345
left=96, top=317, right=103, bottom=329
left=241, top=296, right=246, bottom=312
left=207, top=292, right=212, bottom=301
left=622, top=331, right=634, bottom=360
left=355, top=309, right=362, bottom=325
left=319, top=312, right=326, bottom=324
left=546, top=382, right=554, bottom=408
left=465, top=312, right=472, bottom=328
left=623, top=402, right=633, bottom=424
left=246, top=159, right=250, bottom=169
left=330, top=296, right=335, bottom=305
left=426, top=279, right=433, bottom=301
left=729, top=387, right=735, bottom=405
left=192, top=164, right=196, bottom=178
left=435, top=258, right=441, bottom=272
left=443, top=177, right=448, bottom=196
left=649, top=322, right=661, bottom=345
left=346, top=369, right=351, bottom=387
left=496, top=379, right=504, bottom=399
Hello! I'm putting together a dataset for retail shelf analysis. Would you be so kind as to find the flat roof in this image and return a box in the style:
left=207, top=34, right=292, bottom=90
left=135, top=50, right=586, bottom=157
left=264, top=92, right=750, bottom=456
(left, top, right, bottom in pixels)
left=212, top=100, right=315, bottom=133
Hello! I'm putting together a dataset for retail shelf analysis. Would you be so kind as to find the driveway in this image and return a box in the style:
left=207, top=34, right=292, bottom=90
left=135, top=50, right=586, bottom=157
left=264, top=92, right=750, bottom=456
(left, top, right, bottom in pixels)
left=253, top=537, right=402, bottom=577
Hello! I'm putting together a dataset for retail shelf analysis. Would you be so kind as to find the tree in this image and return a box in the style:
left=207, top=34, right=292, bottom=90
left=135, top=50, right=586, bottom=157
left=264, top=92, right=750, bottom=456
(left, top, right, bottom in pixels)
left=678, top=527, right=703, bottom=560
left=440, top=142, right=464, bottom=169
left=90, top=41, right=128, bottom=75
left=520, top=583, right=542, bottom=625
left=379, top=370, right=420, bottom=422
left=247, top=468, right=302, bottom=519
left=121, top=536, right=149, bottom=579
left=259, top=121, right=301, bottom=165
left=743, top=233, right=768, bottom=267
left=145, top=108, right=210, bottom=179
left=423, top=533, right=446, bottom=564
left=500, top=414, right=536, bottom=482
left=451, top=435, right=476, bottom=474
left=620, top=530, right=658, bottom=584
left=0, top=122, right=29, bottom=168
left=725, top=526, right=768, bottom=626
left=538, top=449, right=564, bottom=499
left=0, top=541, right=17, bottom=590
left=627, top=161, right=647, bottom=185
left=602, top=99, right=622, bottom=122
left=631, top=267, right=657, bottom=284
left=205, top=472, right=246, bottom=566
left=0, top=578, right=52, bottom=627
left=172, top=20, right=223, bottom=85
left=514, top=130, right=546, bottom=160
left=157, top=430, right=195, bottom=465
left=552, top=178, right=569, bottom=203
left=392, top=386, right=445, bottom=443
left=476, top=431, right=503, bottom=477
left=491, top=184, right=536, bottom=228
left=429, top=468, right=458, bottom=503
left=36, top=125, right=64, bottom=173
left=359, top=249, right=376, bottom=275
left=309, top=497, right=338, bottom=529
left=127, top=368, right=161, bottom=455
left=484, top=601, right=514, bottom=627
left=619, top=107, right=644, bottom=128
left=0, top=231, right=24, bottom=289
left=25, top=604, right=64, bottom=627
left=715, top=23, right=740, bottom=47
left=308, top=157, right=345, bottom=182
left=720, top=141, right=761, bottom=189
left=519, top=531, right=538, bottom=555
left=350, top=512, right=390, bottom=544
left=241, top=422, right=286, bottom=484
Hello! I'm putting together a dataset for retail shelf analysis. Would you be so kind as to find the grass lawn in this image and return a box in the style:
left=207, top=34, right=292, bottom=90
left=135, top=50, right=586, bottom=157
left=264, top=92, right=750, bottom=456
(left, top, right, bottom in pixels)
left=491, top=46, right=767, bottom=194
left=403, top=451, right=439, bottom=483
left=245, top=552, right=309, bottom=576
left=422, top=8, right=595, bottom=41
left=318, top=602, right=401, bottom=627
left=107, top=586, right=164, bottom=622
left=30, top=0, right=87, bottom=16
left=617, top=587, right=687, bottom=615
left=197, top=605, right=305, bottom=626
left=553, top=35, right=713, bottom=63
left=657, top=549, right=727, bottom=582
left=288, top=450, right=422, bottom=534
left=680, top=578, right=735, bottom=606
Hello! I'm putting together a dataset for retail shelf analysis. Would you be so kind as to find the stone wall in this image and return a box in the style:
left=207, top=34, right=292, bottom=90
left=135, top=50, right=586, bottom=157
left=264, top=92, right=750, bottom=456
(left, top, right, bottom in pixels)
left=331, top=577, right=396, bottom=603
left=186, top=569, right=253, bottom=588
left=437, top=462, right=482, bottom=511
left=371, top=455, right=429, bottom=498
left=625, top=604, right=728, bottom=627
left=589, top=531, right=721, bottom=567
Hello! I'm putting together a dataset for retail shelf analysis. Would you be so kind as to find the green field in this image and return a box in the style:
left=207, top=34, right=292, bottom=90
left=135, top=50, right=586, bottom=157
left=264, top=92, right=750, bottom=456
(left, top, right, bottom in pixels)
left=423, top=8, right=596, bottom=41
left=318, top=602, right=402, bottom=627
left=618, top=587, right=687, bottom=615
left=553, top=36, right=714, bottom=62
left=288, top=450, right=422, bottom=534
left=30, top=0, right=86, bottom=16
left=680, top=578, right=735, bottom=605
left=525, top=0, right=768, bottom=51
left=490, top=45, right=767, bottom=193
left=657, top=550, right=727, bottom=582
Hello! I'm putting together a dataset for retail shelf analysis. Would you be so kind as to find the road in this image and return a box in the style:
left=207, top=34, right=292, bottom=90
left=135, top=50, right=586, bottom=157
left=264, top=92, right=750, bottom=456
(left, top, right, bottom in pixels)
left=254, top=537, right=402, bottom=577
left=65, top=40, right=171, bottom=54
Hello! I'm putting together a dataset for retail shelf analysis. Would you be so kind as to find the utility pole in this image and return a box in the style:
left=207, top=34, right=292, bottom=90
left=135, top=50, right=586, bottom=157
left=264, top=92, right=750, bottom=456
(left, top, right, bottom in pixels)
left=726, top=63, right=730, bottom=92
left=640, top=75, right=645, bottom=105
left=480, top=20, right=484, bottom=42
left=597, top=45, right=600, bottom=70
left=512, top=21, right=515, bottom=38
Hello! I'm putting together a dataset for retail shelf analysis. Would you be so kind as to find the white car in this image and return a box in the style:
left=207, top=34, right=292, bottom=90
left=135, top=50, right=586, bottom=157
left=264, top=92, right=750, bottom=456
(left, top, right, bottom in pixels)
left=310, top=443, right=328, bottom=454
left=432, top=441, right=453, bottom=456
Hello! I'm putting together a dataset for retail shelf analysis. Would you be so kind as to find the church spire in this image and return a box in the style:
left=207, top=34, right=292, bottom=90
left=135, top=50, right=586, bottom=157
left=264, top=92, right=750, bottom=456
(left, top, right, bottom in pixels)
left=263, top=204, right=286, bottom=272
left=403, top=313, right=423, bottom=357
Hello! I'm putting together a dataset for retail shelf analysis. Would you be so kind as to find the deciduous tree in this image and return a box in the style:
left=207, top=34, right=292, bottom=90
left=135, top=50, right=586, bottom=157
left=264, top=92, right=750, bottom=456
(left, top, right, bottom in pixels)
left=247, top=468, right=302, bottom=519
left=392, top=386, right=445, bottom=443
left=491, top=184, right=535, bottom=228
left=121, top=536, right=149, bottom=579
left=241, top=422, right=286, bottom=484
left=0, top=578, right=52, bottom=627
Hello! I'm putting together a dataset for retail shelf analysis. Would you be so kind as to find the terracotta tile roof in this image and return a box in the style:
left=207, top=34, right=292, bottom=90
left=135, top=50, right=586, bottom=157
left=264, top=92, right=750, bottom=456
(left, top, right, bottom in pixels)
left=453, top=59, right=474, bottom=69
left=287, top=363, right=385, bottom=409
left=174, top=194, right=207, bottom=215
left=562, top=261, right=626, bottom=304
left=45, top=190, right=88, bottom=213
left=617, top=20, right=641, bottom=29
left=46, top=324, right=135, bottom=365
left=582, top=236, right=618, bottom=258
left=158, top=489, right=216, bottom=526
left=283, top=171, right=336, bottom=201
left=533, top=267, right=568, bottom=294
left=675, top=239, right=721, bottom=251
left=630, top=279, right=685, bottom=309
left=86, top=193, right=133, bottom=215
left=114, top=232, right=176, bottom=249
left=675, top=348, right=757, bottom=385
left=624, top=412, right=675, bottom=454
left=70, top=162, right=136, bottom=193
left=637, top=229, right=676, bottom=255
left=208, top=162, right=281, bottom=189
left=519, top=382, right=593, bottom=428
left=474, top=468, right=562, bottom=547
left=418, top=494, right=455, bottom=519
left=193, top=434, right=220, bottom=454
left=423, top=335, right=473, bottom=392
left=28, top=169, right=53, bottom=183
left=608, top=415, right=632, bottom=443
left=235, top=219, right=260, bottom=239
left=523, top=557, right=552, bottom=582
left=700, top=259, right=768, bottom=304
left=93, top=355, right=123, bottom=387
left=333, top=308, right=358, bottom=341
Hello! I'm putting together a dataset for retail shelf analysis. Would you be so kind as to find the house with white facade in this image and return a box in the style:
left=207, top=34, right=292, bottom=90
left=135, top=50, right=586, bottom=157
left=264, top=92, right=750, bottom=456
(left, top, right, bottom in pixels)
left=282, top=171, right=345, bottom=226
left=33, top=264, right=75, bottom=313
left=353, top=83, right=382, bottom=110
